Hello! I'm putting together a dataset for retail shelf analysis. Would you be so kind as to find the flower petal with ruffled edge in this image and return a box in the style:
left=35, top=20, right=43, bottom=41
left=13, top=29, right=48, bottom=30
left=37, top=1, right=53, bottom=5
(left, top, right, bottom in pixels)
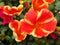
left=31, top=18, right=57, bottom=38
left=3, top=5, right=23, bottom=16
left=20, top=19, right=34, bottom=34
left=13, top=32, right=27, bottom=42
left=24, top=8, right=37, bottom=25
left=9, top=20, right=27, bottom=42
left=37, top=9, right=54, bottom=23
left=0, top=8, right=13, bottom=25
left=21, top=8, right=57, bottom=38
left=31, top=0, right=48, bottom=11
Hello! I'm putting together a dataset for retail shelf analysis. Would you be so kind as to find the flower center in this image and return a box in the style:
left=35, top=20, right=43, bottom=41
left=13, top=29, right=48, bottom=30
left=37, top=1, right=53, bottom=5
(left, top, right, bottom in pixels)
left=34, top=21, right=42, bottom=29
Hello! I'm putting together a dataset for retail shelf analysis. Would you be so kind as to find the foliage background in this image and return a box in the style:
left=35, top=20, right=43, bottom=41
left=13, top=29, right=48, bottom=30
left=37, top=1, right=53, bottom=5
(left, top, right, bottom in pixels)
left=0, top=0, right=60, bottom=45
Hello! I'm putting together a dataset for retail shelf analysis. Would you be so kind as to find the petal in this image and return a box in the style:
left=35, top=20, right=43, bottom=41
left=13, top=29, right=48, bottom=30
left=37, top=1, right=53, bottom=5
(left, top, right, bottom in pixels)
left=34, top=3, right=48, bottom=11
left=37, top=9, right=54, bottom=23
left=9, top=20, right=27, bottom=42
left=20, top=19, right=34, bottom=34
left=9, top=20, right=19, bottom=31
left=44, top=0, right=55, bottom=4
left=3, top=5, right=23, bottom=16
left=24, top=8, right=37, bottom=25
left=32, top=0, right=48, bottom=11
left=31, top=28, right=48, bottom=38
left=2, top=15, right=13, bottom=25
left=13, top=32, right=27, bottom=42
left=32, top=0, right=44, bottom=4
left=0, top=8, right=13, bottom=25
left=41, top=18, right=57, bottom=32
left=32, top=0, right=44, bottom=7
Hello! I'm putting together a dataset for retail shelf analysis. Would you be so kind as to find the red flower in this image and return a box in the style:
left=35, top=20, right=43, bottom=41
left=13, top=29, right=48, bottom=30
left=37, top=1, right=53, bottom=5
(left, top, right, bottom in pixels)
left=24, top=2, right=30, bottom=8
left=9, top=8, right=57, bottom=41
left=0, top=7, right=13, bottom=25
left=31, top=0, right=55, bottom=11
left=20, top=8, right=57, bottom=38
left=9, top=20, right=27, bottom=42
left=32, top=0, right=48, bottom=11
left=3, top=5, right=23, bottom=16
left=50, top=33, right=57, bottom=40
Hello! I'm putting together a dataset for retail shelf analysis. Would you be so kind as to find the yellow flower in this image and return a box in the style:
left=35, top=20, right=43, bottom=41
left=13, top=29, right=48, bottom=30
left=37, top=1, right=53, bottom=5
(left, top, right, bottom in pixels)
left=19, top=0, right=24, bottom=4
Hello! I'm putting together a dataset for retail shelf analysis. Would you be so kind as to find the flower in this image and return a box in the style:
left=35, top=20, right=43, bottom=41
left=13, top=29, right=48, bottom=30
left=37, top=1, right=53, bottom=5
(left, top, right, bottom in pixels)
left=50, top=33, right=57, bottom=40
left=0, top=5, right=23, bottom=25
left=19, top=0, right=24, bottom=4
left=9, top=8, right=57, bottom=42
left=24, top=2, right=30, bottom=8
left=9, top=20, right=27, bottom=42
left=20, top=8, right=57, bottom=38
left=0, top=7, right=13, bottom=25
left=31, top=0, right=55, bottom=11
left=32, top=0, right=48, bottom=11
left=3, top=5, right=23, bottom=16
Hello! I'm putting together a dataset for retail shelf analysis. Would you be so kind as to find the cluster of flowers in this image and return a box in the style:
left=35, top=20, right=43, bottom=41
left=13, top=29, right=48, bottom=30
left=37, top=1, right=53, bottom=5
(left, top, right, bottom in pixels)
left=0, top=0, right=57, bottom=42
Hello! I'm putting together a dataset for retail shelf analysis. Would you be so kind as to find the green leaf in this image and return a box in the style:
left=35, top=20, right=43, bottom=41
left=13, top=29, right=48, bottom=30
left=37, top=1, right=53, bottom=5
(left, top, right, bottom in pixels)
left=55, top=1, right=60, bottom=10
left=0, top=20, right=2, bottom=25
left=56, top=40, right=60, bottom=45
left=4, top=36, right=11, bottom=40
left=0, top=26, right=8, bottom=34
left=39, top=38, right=45, bottom=44
left=24, top=0, right=31, bottom=3
left=27, top=42, right=32, bottom=45
left=32, top=42, right=38, bottom=45
left=55, top=13, right=60, bottom=26
left=49, top=4, right=54, bottom=10
left=0, top=41, right=4, bottom=45
left=49, top=39, right=54, bottom=45
left=20, top=13, right=24, bottom=19
left=0, top=2, right=4, bottom=6
left=8, top=3, right=12, bottom=6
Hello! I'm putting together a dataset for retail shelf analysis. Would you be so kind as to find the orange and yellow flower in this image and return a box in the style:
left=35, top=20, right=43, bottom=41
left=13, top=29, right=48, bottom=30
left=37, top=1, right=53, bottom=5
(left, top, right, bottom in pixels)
left=9, top=20, right=27, bottom=42
left=0, top=6, right=13, bottom=25
left=8, top=0, right=56, bottom=42
left=9, top=8, right=57, bottom=40
left=31, top=0, right=55, bottom=11
left=20, top=8, right=57, bottom=38
left=32, top=0, right=48, bottom=11
left=3, top=5, right=23, bottom=16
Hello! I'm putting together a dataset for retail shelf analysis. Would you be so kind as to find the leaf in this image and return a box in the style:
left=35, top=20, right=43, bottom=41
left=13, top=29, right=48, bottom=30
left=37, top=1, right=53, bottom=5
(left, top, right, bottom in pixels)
left=24, top=0, right=31, bottom=3
left=55, top=1, right=60, bottom=10
left=55, top=13, right=60, bottom=26
left=8, top=3, right=12, bottom=6
left=20, top=13, right=24, bottom=19
left=0, top=26, right=8, bottom=34
left=4, top=36, right=11, bottom=40
left=39, top=38, right=45, bottom=44
left=32, top=42, right=38, bottom=45
left=0, top=41, right=4, bottom=45
left=49, top=4, right=54, bottom=10
left=0, top=2, right=4, bottom=6
left=49, top=39, right=54, bottom=45
left=0, top=19, right=2, bottom=25
left=56, top=40, right=60, bottom=45
left=27, top=42, right=32, bottom=45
